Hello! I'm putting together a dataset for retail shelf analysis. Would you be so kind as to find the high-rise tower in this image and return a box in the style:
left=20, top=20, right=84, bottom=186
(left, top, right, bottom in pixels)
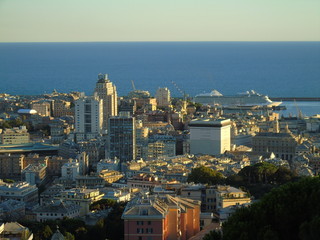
left=107, top=112, right=136, bottom=163
left=94, top=73, right=118, bottom=131
left=74, top=95, right=103, bottom=141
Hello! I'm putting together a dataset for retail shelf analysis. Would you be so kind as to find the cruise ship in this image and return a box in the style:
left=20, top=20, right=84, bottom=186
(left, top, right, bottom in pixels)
left=194, top=90, right=280, bottom=107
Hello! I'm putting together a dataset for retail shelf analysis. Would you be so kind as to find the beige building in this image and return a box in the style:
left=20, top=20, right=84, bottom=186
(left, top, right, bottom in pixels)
left=155, top=87, right=171, bottom=108
left=52, top=100, right=74, bottom=117
left=0, top=126, right=29, bottom=145
left=99, top=170, right=124, bottom=183
left=215, top=185, right=251, bottom=210
left=31, top=101, right=51, bottom=117
left=252, top=128, right=299, bottom=160
left=57, top=188, right=104, bottom=216
left=94, top=73, right=118, bottom=131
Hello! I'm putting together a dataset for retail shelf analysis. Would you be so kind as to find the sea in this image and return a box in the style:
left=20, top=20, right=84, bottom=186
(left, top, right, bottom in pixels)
left=0, top=42, right=319, bottom=116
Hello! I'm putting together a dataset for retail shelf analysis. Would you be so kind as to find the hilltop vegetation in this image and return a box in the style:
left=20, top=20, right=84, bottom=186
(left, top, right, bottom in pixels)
left=204, top=176, right=320, bottom=240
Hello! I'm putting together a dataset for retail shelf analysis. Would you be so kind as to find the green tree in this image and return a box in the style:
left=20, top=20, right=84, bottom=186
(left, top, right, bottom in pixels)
left=90, top=199, right=116, bottom=211
left=42, top=225, right=53, bottom=240
left=222, top=177, right=320, bottom=240
left=64, top=232, right=75, bottom=240
left=187, top=166, right=225, bottom=185
left=203, top=230, right=222, bottom=240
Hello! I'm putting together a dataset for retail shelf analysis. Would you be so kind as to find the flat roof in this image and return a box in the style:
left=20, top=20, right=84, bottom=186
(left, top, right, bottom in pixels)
left=189, top=118, right=231, bottom=127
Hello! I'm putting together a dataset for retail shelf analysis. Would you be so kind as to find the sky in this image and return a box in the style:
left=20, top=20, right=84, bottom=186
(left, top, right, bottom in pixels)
left=0, top=0, right=319, bottom=42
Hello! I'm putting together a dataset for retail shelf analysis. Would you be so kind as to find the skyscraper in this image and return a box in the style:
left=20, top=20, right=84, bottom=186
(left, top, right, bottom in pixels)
left=94, top=73, right=118, bottom=131
left=74, top=96, right=103, bottom=141
left=107, top=112, right=136, bottom=163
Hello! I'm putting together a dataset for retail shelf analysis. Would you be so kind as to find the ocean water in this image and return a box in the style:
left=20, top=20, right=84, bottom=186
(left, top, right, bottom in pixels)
left=0, top=42, right=320, bottom=98
left=278, top=101, right=320, bottom=117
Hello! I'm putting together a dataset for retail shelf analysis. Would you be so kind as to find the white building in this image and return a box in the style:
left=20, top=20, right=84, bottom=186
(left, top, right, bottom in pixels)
left=189, top=118, right=231, bottom=155
left=94, top=73, right=118, bottom=131
left=61, top=162, right=80, bottom=181
left=155, top=87, right=171, bottom=107
left=74, top=95, right=103, bottom=141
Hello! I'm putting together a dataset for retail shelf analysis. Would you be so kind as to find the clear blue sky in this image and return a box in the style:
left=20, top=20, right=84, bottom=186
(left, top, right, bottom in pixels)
left=0, top=0, right=319, bottom=42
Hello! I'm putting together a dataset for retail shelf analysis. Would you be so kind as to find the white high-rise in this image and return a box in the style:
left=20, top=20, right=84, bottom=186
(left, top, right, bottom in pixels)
left=189, top=118, right=231, bottom=155
left=94, top=73, right=118, bottom=131
left=74, top=96, right=103, bottom=141
left=155, top=87, right=171, bottom=107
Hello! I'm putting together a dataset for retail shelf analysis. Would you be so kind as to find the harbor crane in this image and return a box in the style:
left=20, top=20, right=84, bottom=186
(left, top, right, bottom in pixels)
left=170, top=80, right=189, bottom=101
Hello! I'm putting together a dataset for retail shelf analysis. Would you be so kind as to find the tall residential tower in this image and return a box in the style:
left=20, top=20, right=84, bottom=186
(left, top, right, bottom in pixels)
left=74, top=96, right=103, bottom=141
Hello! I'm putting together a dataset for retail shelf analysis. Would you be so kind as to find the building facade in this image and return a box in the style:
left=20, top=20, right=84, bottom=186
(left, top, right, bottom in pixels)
left=122, top=194, right=201, bottom=240
left=189, top=118, right=231, bottom=155
left=108, top=113, right=136, bottom=163
left=155, top=87, right=171, bottom=108
left=94, top=73, right=118, bottom=131
left=74, top=96, right=103, bottom=141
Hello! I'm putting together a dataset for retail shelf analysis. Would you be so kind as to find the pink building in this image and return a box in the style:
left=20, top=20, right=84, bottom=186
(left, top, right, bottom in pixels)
left=122, top=194, right=201, bottom=240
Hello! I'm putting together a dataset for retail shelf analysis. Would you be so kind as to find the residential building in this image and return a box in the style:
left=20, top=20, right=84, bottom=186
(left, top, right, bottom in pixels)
left=34, top=200, right=80, bottom=222
left=22, top=163, right=47, bottom=185
left=58, top=188, right=104, bottom=216
left=40, top=184, right=65, bottom=206
left=155, top=87, right=171, bottom=108
left=61, top=162, right=79, bottom=181
left=215, top=185, right=251, bottom=210
left=0, top=154, right=25, bottom=180
left=74, top=96, right=103, bottom=141
left=108, top=112, right=136, bottom=163
left=52, top=100, right=74, bottom=117
left=0, top=126, right=29, bottom=145
left=99, top=170, right=124, bottom=183
left=30, top=101, right=51, bottom=117
left=122, top=194, right=201, bottom=240
left=0, top=180, right=38, bottom=203
left=127, top=173, right=160, bottom=190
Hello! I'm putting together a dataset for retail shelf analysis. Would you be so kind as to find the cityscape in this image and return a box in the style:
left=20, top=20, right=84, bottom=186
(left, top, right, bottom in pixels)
left=0, top=1, right=320, bottom=240
left=0, top=73, right=319, bottom=239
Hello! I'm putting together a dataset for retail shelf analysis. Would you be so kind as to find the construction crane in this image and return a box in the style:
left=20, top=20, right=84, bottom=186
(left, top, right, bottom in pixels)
left=170, top=80, right=188, bottom=101
left=131, top=80, right=136, bottom=91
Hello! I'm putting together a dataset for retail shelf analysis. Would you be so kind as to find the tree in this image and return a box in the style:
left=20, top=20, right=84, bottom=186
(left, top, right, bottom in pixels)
left=42, top=225, right=53, bottom=240
left=90, top=199, right=116, bottom=211
left=187, top=166, right=225, bottom=185
left=222, top=176, right=320, bottom=240
left=203, top=230, right=222, bottom=240
left=64, top=232, right=75, bottom=240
